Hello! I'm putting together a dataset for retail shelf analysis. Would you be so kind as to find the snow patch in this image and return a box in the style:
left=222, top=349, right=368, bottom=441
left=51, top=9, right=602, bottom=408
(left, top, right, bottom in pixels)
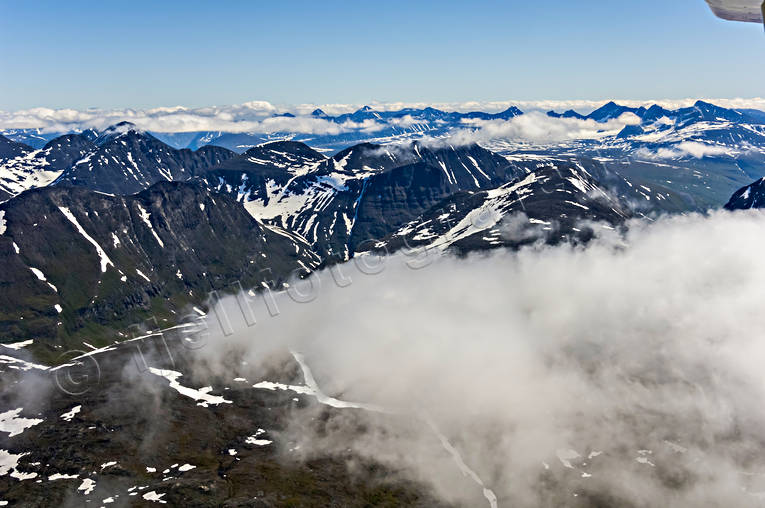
left=58, top=207, right=113, bottom=272
left=0, top=449, right=28, bottom=476
left=148, top=368, right=232, bottom=407
left=78, top=478, right=96, bottom=495
left=1, top=339, right=33, bottom=350
left=49, top=473, right=79, bottom=481
left=0, top=355, right=48, bottom=371
left=142, top=490, right=166, bottom=503
left=0, top=408, right=43, bottom=437
left=136, top=203, right=164, bottom=248
left=60, top=405, right=81, bottom=422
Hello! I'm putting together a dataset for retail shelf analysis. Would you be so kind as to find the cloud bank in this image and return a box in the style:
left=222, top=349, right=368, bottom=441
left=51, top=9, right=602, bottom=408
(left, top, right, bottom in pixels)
left=2, top=98, right=764, bottom=135
left=635, top=141, right=734, bottom=160
left=189, top=209, right=765, bottom=507
left=449, top=111, right=642, bottom=145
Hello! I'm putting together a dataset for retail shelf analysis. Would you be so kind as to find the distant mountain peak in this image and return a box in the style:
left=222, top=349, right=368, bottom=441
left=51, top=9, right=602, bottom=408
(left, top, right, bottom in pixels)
left=96, top=122, right=144, bottom=143
left=497, top=106, right=523, bottom=117
left=105, top=121, right=140, bottom=132
left=587, top=101, right=647, bottom=122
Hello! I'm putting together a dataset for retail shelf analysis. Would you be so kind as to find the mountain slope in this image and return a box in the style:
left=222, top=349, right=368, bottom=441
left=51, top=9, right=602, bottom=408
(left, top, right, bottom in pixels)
left=368, top=162, right=632, bottom=255
left=0, top=135, right=94, bottom=202
left=54, top=123, right=237, bottom=195
left=198, top=141, right=327, bottom=205
left=347, top=142, right=525, bottom=251
left=0, top=135, right=33, bottom=160
left=724, top=177, right=765, bottom=210
left=6, top=100, right=765, bottom=213
left=0, top=182, right=320, bottom=361
left=0, top=336, right=453, bottom=507
left=204, top=141, right=530, bottom=260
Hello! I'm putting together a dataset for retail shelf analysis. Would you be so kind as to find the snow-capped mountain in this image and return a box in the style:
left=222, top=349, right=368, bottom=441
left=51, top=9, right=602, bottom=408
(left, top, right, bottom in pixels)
left=5, top=100, right=765, bottom=211
left=4, top=103, right=764, bottom=508
left=725, top=177, right=765, bottom=210
left=136, top=105, right=525, bottom=153
left=199, top=140, right=328, bottom=204
left=0, top=129, right=63, bottom=149
left=487, top=100, right=765, bottom=211
left=0, top=181, right=319, bottom=358
left=202, top=141, right=531, bottom=260
left=0, top=123, right=237, bottom=199
left=2, top=100, right=765, bottom=356
left=0, top=135, right=93, bottom=201
left=368, top=162, right=632, bottom=255
left=54, top=122, right=237, bottom=195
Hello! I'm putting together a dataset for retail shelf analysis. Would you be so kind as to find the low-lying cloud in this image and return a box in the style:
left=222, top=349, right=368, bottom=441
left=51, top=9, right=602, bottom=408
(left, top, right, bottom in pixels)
left=0, top=105, right=386, bottom=137
left=635, top=141, right=733, bottom=160
left=188, top=209, right=765, bottom=507
left=2, top=97, right=764, bottom=135
left=449, top=111, right=642, bottom=145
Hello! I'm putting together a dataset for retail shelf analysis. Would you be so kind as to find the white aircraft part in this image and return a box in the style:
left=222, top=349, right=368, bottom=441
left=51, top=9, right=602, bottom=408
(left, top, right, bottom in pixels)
left=706, top=0, right=764, bottom=23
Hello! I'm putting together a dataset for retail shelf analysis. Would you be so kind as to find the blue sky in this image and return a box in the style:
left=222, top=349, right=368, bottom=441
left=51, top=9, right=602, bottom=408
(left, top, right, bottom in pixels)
left=0, top=0, right=763, bottom=111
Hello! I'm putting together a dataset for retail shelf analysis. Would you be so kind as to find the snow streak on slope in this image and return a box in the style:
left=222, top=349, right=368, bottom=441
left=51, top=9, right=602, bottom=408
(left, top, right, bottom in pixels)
left=148, top=368, right=231, bottom=408
left=136, top=203, right=164, bottom=248
left=58, top=206, right=114, bottom=272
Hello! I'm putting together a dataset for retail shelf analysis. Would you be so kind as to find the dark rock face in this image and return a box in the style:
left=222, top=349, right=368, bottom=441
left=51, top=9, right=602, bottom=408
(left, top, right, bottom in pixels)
left=348, top=143, right=527, bottom=251
left=41, top=134, right=97, bottom=172
left=1, top=135, right=644, bottom=362
left=2, top=127, right=236, bottom=200
left=54, top=125, right=237, bottom=195
left=202, top=141, right=531, bottom=261
left=367, top=162, right=632, bottom=256
left=724, top=177, right=765, bottom=210
left=199, top=141, right=328, bottom=206
left=0, top=135, right=33, bottom=160
left=0, top=182, right=319, bottom=360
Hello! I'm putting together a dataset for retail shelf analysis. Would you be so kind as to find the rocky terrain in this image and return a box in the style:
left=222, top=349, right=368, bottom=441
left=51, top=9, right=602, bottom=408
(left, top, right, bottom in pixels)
left=0, top=182, right=319, bottom=363
left=0, top=333, right=456, bottom=507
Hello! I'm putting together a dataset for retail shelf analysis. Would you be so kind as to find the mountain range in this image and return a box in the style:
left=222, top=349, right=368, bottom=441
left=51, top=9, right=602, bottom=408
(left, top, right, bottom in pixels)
left=3, top=101, right=765, bottom=507
left=3, top=100, right=765, bottom=361
left=6, top=100, right=765, bottom=211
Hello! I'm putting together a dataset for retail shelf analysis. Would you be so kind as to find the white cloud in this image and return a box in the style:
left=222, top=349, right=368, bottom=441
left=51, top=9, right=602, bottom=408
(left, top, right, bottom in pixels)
left=635, top=141, right=733, bottom=159
left=445, top=111, right=642, bottom=145
left=388, top=115, right=428, bottom=128
left=190, top=209, right=765, bottom=507
left=1, top=98, right=763, bottom=134
left=0, top=104, right=386, bottom=136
